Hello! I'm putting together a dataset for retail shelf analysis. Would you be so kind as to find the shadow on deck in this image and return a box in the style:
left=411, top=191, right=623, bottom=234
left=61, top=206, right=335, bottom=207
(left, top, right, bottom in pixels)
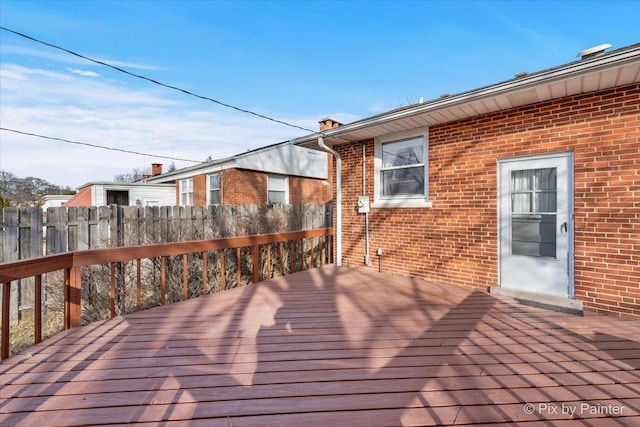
left=1, top=265, right=639, bottom=426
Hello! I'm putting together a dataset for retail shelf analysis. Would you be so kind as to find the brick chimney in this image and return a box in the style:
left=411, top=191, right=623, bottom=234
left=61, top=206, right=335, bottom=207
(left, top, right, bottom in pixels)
left=319, top=118, right=343, bottom=132
left=151, top=163, right=163, bottom=176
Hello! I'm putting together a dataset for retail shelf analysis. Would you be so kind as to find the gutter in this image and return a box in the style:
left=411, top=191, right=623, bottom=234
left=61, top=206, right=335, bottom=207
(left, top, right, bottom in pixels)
left=317, top=136, right=342, bottom=266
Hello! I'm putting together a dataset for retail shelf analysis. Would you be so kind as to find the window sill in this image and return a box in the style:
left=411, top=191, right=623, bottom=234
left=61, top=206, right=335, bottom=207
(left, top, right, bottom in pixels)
left=371, top=199, right=433, bottom=209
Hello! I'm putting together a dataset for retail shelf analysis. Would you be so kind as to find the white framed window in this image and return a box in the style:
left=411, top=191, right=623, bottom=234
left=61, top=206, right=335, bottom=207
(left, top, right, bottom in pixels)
left=267, top=175, right=288, bottom=204
left=207, top=174, right=221, bottom=205
left=179, top=178, right=193, bottom=206
left=373, top=127, right=431, bottom=208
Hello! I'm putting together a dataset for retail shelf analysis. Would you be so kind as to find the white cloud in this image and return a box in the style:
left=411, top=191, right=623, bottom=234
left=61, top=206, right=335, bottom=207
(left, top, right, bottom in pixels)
left=1, top=64, right=72, bottom=81
left=0, top=62, right=320, bottom=188
left=2, top=43, right=164, bottom=71
left=69, top=68, right=100, bottom=77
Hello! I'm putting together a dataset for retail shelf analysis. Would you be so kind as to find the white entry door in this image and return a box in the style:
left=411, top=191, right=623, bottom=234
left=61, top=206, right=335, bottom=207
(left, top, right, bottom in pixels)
left=499, top=153, right=573, bottom=298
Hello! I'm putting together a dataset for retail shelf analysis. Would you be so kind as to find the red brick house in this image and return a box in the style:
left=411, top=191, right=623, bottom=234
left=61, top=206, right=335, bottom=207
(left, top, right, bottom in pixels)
left=296, top=43, right=640, bottom=318
left=145, top=142, right=331, bottom=206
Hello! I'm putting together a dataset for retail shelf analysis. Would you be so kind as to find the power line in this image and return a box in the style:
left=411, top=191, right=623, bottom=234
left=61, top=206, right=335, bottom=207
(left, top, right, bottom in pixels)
left=0, top=127, right=201, bottom=163
left=0, top=26, right=319, bottom=135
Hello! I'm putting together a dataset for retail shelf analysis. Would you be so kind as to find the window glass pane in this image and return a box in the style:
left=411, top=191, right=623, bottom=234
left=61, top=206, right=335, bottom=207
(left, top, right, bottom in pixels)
left=512, top=193, right=531, bottom=213
left=209, top=174, right=220, bottom=190
left=535, top=168, right=556, bottom=190
left=512, top=214, right=556, bottom=258
left=534, top=191, right=556, bottom=212
left=511, top=170, right=532, bottom=191
left=268, top=191, right=286, bottom=204
left=181, top=179, right=193, bottom=205
left=381, top=167, right=424, bottom=196
left=382, top=138, right=423, bottom=168
left=210, top=190, right=220, bottom=205
left=511, top=168, right=557, bottom=213
left=268, top=175, right=286, bottom=191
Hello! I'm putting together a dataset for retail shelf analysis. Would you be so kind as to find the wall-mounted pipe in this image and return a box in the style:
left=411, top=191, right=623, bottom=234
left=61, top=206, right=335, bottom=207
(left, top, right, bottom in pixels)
left=363, top=142, right=371, bottom=266
left=318, top=136, right=342, bottom=266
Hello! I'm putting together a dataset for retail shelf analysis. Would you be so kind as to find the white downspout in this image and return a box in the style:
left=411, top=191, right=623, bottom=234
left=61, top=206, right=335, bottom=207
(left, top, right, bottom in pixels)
left=318, top=136, right=342, bottom=266
left=363, top=143, right=371, bottom=266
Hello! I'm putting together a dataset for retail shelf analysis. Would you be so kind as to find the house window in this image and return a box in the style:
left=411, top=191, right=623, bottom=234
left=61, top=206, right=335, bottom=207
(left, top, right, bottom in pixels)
left=180, top=178, right=193, bottom=206
left=374, top=128, right=431, bottom=208
left=106, top=190, right=129, bottom=206
left=208, top=174, right=221, bottom=205
left=267, top=175, right=288, bottom=204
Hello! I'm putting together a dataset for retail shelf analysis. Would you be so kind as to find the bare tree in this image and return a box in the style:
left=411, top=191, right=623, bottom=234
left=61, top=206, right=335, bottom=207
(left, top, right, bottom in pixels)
left=114, top=167, right=152, bottom=182
left=0, top=170, right=63, bottom=207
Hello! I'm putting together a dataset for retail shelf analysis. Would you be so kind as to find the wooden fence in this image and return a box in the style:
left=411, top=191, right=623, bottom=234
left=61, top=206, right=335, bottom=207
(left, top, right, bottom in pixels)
left=0, top=204, right=332, bottom=323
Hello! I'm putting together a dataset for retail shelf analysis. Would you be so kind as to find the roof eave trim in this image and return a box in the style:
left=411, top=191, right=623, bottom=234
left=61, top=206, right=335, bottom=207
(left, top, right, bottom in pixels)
left=295, top=45, right=640, bottom=145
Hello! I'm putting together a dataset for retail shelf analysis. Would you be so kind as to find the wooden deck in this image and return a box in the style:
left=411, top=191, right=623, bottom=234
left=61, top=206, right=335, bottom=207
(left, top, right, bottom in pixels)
left=1, top=265, right=639, bottom=426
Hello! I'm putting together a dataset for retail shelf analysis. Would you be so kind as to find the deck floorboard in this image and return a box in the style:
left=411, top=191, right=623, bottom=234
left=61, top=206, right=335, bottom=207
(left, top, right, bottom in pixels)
left=1, top=265, right=638, bottom=426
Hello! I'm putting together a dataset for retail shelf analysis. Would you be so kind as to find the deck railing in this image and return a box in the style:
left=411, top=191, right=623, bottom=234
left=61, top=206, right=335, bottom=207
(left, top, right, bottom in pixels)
left=0, top=228, right=333, bottom=360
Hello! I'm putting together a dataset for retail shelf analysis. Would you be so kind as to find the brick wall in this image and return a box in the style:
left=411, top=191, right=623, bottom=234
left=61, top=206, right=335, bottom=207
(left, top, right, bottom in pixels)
left=172, top=167, right=332, bottom=206
left=193, top=174, right=207, bottom=206
left=221, top=169, right=267, bottom=205
left=289, top=176, right=332, bottom=204
left=335, top=83, right=639, bottom=318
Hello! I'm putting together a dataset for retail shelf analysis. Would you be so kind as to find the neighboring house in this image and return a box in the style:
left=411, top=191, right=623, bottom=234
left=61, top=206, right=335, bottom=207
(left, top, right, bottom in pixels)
left=64, top=181, right=175, bottom=207
left=42, top=194, right=73, bottom=210
left=144, top=142, right=331, bottom=206
left=296, top=43, right=640, bottom=319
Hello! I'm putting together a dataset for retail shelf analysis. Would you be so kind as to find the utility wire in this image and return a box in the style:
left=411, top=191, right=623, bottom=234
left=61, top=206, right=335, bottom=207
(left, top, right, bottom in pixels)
left=0, top=128, right=201, bottom=163
left=0, top=26, right=319, bottom=135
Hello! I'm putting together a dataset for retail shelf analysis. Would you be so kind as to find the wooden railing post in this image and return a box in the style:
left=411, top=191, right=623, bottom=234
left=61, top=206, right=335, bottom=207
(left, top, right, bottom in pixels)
left=136, top=259, right=142, bottom=311
left=160, top=256, right=166, bottom=305
left=202, top=251, right=208, bottom=295
left=1, top=282, right=10, bottom=360
left=64, top=268, right=70, bottom=330
left=266, top=244, right=272, bottom=279
left=65, top=266, right=82, bottom=329
left=236, top=248, right=241, bottom=286
left=182, top=254, right=188, bottom=300
left=252, top=244, right=259, bottom=283
left=35, top=275, right=42, bottom=344
left=110, top=263, right=116, bottom=318
left=220, top=250, right=226, bottom=291
left=70, top=266, right=82, bottom=328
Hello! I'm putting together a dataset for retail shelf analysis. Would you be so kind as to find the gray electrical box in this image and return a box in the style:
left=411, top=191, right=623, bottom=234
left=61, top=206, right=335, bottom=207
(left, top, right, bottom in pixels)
left=357, top=195, right=370, bottom=214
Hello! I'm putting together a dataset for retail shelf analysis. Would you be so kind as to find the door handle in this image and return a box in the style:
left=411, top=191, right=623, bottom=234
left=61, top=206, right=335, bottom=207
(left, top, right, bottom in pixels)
left=560, top=221, right=568, bottom=234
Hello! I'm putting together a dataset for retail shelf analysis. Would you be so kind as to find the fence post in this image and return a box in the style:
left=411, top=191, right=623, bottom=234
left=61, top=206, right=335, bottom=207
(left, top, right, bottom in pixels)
left=75, top=207, right=90, bottom=250
left=2, top=208, right=19, bottom=324
left=47, top=207, right=67, bottom=255
left=67, top=207, right=78, bottom=251
left=88, top=207, right=98, bottom=249
left=97, top=206, right=110, bottom=248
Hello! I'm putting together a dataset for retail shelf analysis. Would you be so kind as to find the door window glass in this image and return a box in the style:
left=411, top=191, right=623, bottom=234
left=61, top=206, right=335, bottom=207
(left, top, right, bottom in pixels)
left=511, top=168, right=557, bottom=258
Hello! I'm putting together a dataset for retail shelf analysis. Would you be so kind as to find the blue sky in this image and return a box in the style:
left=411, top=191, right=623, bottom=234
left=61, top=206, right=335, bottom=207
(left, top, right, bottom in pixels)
left=1, top=0, right=638, bottom=188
